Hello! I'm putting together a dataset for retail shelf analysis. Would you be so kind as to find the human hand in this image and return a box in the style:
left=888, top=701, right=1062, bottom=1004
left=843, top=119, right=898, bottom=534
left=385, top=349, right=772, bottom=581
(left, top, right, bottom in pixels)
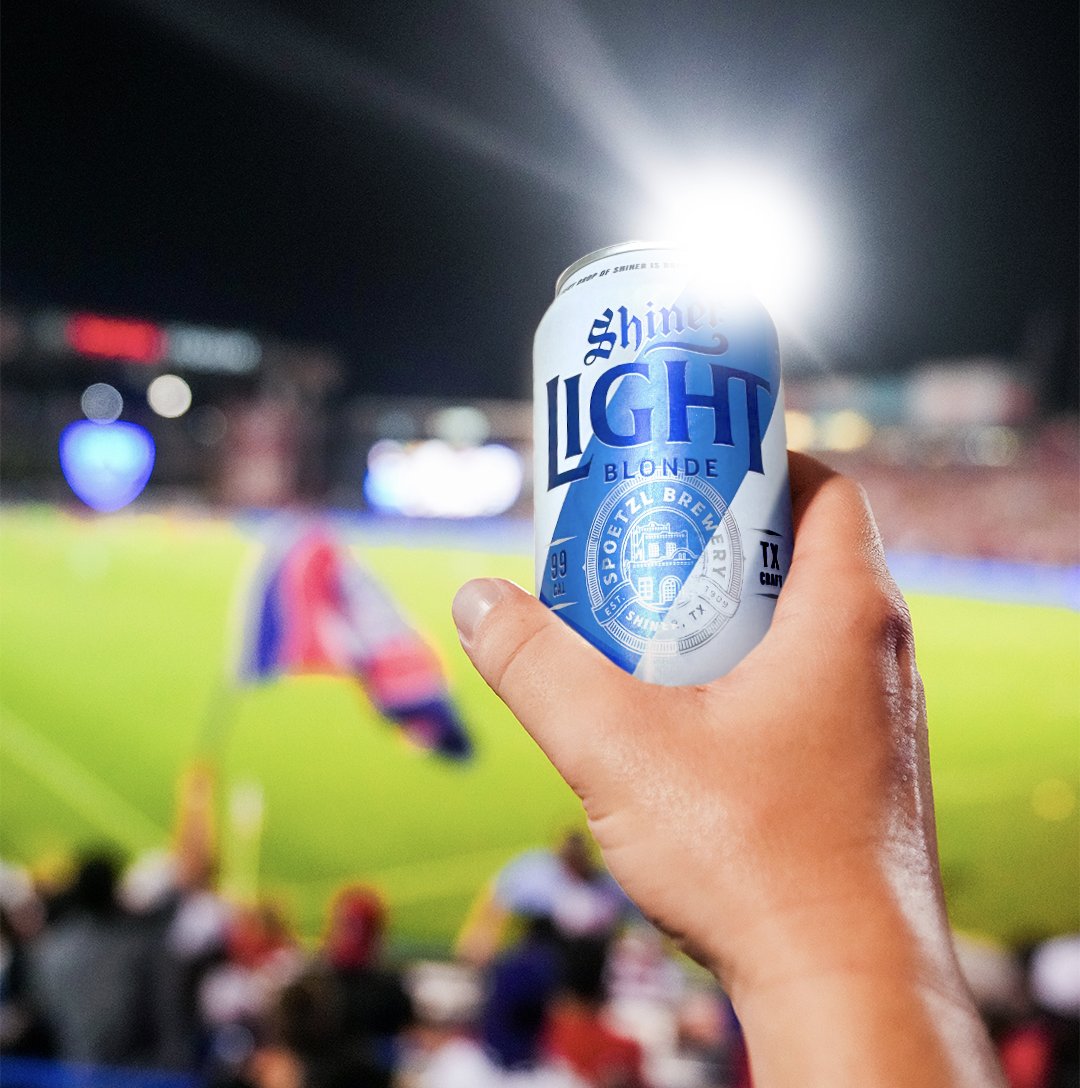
left=452, top=453, right=1003, bottom=1086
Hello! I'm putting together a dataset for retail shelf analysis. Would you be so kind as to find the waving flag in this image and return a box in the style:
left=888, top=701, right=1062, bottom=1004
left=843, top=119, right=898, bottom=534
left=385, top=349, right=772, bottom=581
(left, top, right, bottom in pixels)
left=237, top=524, right=471, bottom=759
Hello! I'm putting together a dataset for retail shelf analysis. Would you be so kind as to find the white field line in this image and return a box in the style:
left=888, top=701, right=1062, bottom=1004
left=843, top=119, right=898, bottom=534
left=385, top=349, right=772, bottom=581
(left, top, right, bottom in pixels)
left=284, top=845, right=521, bottom=906
left=0, top=707, right=166, bottom=850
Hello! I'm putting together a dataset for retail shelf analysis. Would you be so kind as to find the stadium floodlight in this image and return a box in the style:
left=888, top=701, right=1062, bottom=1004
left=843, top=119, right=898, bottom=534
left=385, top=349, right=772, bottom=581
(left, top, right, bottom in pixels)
left=638, top=161, right=823, bottom=329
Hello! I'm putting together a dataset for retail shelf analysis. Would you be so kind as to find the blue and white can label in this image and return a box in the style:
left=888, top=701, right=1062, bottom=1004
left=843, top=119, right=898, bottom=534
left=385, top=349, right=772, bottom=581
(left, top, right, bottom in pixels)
left=534, top=244, right=792, bottom=684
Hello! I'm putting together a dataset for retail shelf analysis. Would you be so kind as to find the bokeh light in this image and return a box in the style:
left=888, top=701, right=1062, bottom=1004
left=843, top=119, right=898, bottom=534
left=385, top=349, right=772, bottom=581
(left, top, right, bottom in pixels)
left=819, top=409, right=874, bottom=451
left=965, top=426, right=1020, bottom=467
left=147, top=373, right=193, bottom=418
left=59, top=420, right=156, bottom=512
left=1030, top=936, right=1080, bottom=1016
left=784, top=410, right=815, bottom=452
left=429, top=405, right=490, bottom=446
left=188, top=405, right=228, bottom=447
left=364, top=439, right=523, bottom=517
left=80, top=382, right=124, bottom=423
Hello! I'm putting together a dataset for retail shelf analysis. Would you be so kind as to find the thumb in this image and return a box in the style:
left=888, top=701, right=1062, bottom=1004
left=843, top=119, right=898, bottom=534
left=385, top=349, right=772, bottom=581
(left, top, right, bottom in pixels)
left=451, top=578, right=643, bottom=793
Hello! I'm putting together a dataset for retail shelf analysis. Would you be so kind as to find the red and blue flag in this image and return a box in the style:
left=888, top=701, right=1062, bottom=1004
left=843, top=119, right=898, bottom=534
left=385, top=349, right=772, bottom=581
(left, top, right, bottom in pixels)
left=237, top=525, right=471, bottom=759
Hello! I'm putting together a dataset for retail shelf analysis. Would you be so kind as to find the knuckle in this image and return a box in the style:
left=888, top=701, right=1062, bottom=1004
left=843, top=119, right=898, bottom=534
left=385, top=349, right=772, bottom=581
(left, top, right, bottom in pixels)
left=817, top=474, right=912, bottom=646
left=851, top=581, right=915, bottom=652
left=822, top=470, right=873, bottom=519
left=481, top=610, right=557, bottom=695
left=882, top=589, right=915, bottom=648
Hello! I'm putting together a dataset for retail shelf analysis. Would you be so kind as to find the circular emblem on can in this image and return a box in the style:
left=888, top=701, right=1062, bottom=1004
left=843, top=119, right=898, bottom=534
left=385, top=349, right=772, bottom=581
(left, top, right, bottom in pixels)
left=585, top=476, right=743, bottom=656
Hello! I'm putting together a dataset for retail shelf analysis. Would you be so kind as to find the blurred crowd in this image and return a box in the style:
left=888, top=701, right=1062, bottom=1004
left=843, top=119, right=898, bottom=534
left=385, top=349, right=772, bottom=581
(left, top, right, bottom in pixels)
left=826, top=420, right=1080, bottom=565
left=0, top=819, right=752, bottom=1088
left=2, top=815, right=1078, bottom=1088
left=854, top=463, right=1078, bottom=565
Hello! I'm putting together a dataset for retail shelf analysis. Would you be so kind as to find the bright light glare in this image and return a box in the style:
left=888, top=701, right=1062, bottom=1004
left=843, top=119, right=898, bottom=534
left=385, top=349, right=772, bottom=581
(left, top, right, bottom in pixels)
left=147, top=374, right=193, bottom=418
left=365, top=440, right=523, bottom=518
left=642, top=165, right=822, bottom=324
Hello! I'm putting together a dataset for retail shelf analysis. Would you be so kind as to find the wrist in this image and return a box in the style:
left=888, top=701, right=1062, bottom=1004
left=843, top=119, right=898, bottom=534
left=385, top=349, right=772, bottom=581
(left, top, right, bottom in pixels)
left=690, top=834, right=958, bottom=989
left=732, top=967, right=1005, bottom=1088
left=704, top=876, right=1004, bottom=1087
left=723, top=881, right=952, bottom=995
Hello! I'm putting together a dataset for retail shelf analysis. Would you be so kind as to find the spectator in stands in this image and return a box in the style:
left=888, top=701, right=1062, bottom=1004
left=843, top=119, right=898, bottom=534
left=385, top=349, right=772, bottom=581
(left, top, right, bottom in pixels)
left=479, top=912, right=563, bottom=1070
left=997, top=937, right=1080, bottom=1088
left=129, top=762, right=234, bottom=1070
left=244, top=969, right=393, bottom=1088
left=200, top=899, right=306, bottom=1078
left=27, top=851, right=156, bottom=1064
left=218, top=884, right=411, bottom=1088
left=320, top=885, right=413, bottom=1062
left=0, top=865, right=51, bottom=1057
left=457, top=829, right=633, bottom=968
left=543, top=936, right=649, bottom=1088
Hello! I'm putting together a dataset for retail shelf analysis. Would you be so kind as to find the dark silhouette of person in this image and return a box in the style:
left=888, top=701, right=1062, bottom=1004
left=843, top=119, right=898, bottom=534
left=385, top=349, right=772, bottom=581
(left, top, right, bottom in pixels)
left=28, top=852, right=157, bottom=1063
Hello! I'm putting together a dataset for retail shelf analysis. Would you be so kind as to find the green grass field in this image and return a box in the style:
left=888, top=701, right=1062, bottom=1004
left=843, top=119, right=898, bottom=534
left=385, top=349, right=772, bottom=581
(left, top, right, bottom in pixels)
left=1, top=506, right=1077, bottom=951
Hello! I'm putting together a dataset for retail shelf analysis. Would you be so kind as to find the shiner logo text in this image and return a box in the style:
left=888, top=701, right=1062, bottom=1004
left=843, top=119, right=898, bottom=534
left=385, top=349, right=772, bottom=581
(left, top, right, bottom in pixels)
left=584, top=301, right=725, bottom=366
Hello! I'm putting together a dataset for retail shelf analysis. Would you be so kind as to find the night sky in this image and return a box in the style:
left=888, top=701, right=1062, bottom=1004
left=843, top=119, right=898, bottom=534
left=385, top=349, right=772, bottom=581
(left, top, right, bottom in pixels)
left=2, top=0, right=1077, bottom=402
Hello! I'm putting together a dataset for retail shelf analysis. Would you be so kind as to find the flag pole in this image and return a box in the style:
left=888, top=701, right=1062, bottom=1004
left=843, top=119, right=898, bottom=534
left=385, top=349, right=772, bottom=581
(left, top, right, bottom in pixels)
left=220, top=779, right=265, bottom=906
left=196, top=674, right=242, bottom=758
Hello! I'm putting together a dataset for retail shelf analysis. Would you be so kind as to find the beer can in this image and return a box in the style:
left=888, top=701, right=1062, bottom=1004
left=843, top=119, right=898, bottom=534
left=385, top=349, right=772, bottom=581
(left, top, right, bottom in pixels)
left=533, top=242, right=792, bottom=685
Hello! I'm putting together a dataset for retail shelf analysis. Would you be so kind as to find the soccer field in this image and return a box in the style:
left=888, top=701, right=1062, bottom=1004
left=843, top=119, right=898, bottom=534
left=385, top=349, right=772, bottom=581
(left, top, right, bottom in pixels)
left=1, top=507, right=1077, bottom=950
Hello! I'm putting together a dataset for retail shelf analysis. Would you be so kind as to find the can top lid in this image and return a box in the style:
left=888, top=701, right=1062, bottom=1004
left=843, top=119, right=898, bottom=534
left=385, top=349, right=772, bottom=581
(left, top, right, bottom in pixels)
left=555, top=241, right=674, bottom=296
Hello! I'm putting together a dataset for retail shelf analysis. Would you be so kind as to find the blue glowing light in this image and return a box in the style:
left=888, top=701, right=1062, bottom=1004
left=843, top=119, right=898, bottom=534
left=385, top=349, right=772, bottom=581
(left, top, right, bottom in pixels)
left=59, top=421, right=156, bottom=512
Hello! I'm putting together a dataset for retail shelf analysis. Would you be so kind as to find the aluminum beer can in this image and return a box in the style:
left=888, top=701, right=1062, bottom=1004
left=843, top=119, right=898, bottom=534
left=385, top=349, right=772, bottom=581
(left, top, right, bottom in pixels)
left=533, top=242, right=792, bottom=685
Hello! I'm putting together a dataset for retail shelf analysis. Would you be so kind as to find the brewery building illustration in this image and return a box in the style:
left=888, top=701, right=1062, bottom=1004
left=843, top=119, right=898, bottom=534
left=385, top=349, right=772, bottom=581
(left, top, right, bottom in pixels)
left=627, top=517, right=699, bottom=605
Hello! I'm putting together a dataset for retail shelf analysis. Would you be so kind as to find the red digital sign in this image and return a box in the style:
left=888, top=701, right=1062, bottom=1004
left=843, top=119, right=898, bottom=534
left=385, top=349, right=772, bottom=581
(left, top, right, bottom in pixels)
left=65, top=314, right=164, bottom=364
